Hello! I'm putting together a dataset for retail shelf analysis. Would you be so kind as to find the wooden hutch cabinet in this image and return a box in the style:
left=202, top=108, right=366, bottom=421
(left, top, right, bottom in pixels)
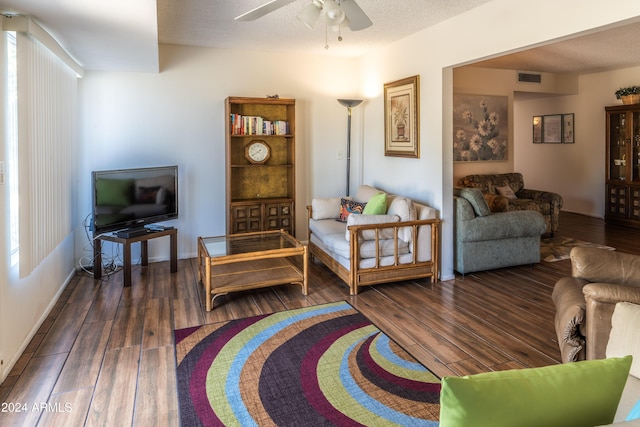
left=605, top=104, right=640, bottom=228
left=225, top=97, right=296, bottom=235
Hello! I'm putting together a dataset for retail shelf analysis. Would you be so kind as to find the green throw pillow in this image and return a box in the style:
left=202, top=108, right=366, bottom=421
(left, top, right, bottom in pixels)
left=96, top=178, right=134, bottom=206
left=457, top=187, right=491, bottom=217
left=362, top=192, right=387, bottom=215
left=440, top=356, right=632, bottom=427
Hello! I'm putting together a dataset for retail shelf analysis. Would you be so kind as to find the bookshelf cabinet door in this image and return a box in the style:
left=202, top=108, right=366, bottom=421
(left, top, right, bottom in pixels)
left=264, top=202, right=293, bottom=233
left=232, top=204, right=262, bottom=234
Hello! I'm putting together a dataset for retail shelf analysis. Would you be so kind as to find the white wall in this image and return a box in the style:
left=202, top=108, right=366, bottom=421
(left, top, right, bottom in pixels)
left=357, top=0, right=640, bottom=279
left=515, top=65, right=640, bottom=218
left=0, top=240, right=75, bottom=383
left=77, top=46, right=363, bottom=262
left=452, top=67, right=579, bottom=183
left=77, top=1, right=640, bottom=281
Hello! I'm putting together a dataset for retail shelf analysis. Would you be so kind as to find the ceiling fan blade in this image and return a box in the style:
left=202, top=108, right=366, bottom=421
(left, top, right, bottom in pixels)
left=235, top=0, right=297, bottom=21
left=339, top=0, right=372, bottom=31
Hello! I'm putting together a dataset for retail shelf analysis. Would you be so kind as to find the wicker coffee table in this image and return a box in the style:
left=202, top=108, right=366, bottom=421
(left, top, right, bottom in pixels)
left=197, top=230, right=308, bottom=311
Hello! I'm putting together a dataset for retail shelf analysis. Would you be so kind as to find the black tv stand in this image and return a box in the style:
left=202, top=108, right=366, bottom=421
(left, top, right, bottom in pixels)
left=93, top=228, right=177, bottom=287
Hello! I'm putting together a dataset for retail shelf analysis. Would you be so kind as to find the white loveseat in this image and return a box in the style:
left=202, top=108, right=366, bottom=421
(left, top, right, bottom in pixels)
left=307, top=185, right=441, bottom=295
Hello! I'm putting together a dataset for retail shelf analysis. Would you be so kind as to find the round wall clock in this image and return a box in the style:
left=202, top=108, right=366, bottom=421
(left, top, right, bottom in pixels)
left=245, top=140, right=271, bottom=164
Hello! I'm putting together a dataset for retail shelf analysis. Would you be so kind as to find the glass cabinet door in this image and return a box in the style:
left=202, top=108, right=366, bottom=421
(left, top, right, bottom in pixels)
left=609, top=112, right=627, bottom=180
left=633, top=111, right=640, bottom=182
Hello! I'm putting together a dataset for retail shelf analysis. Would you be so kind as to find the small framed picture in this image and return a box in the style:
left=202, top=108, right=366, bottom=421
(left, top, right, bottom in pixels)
left=532, top=116, right=543, bottom=143
left=562, top=113, right=574, bottom=143
left=542, top=114, right=562, bottom=143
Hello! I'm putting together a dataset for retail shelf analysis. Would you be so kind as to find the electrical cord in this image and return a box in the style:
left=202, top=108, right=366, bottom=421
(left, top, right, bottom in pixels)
left=78, top=213, right=122, bottom=279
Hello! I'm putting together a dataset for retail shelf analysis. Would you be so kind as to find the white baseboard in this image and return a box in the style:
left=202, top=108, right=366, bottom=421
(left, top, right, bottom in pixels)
left=0, top=267, right=76, bottom=384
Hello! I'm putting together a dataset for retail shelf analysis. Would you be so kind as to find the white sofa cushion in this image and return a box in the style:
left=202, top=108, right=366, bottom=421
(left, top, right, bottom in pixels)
left=309, top=218, right=409, bottom=260
left=360, top=239, right=409, bottom=259
left=311, top=197, right=342, bottom=220
left=607, top=302, right=640, bottom=423
left=310, top=234, right=412, bottom=271
left=387, top=196, right=417, bottom=242
left=355, top=185, right=384, bottom=203
left=308, top=217, right=345, bottom=236
left=608, top=302, right=640, bottom=378
left=345, top=214, right=399, bottom=241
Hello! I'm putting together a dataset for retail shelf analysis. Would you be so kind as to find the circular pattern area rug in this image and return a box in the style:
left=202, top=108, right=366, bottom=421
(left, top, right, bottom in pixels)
left=174, top=301, right=441, bottom=426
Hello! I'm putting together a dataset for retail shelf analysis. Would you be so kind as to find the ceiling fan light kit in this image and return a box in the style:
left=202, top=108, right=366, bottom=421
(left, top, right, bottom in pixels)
left=237, top=0, right=372, bottom=49
left=297, top=1, right=323, bottom=29
left=322, top=0, right=346, bottom=26
left=235, top=0, right=373, bottom=31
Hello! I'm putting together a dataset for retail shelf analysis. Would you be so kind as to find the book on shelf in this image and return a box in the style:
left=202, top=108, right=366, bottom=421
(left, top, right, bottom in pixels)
left=230, top=113, right=289, bottom=135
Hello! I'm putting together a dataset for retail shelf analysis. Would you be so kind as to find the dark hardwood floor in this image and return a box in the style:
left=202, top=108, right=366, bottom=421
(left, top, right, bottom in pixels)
left=2, top=212, right=639, bottom=426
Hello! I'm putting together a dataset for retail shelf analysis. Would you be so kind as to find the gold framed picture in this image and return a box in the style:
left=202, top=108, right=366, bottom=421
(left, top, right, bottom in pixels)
left=384, top=75, right=419, bottom=158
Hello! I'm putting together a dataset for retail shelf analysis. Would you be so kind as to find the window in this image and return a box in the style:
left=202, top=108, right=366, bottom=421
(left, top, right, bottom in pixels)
left=6, top=31, right=18, bottom=266
left=3, top=20, right=80, bottom=277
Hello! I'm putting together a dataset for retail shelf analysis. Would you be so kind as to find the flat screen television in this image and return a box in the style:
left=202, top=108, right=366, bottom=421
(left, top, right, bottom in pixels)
left=91, top=165, right=178, bottom=234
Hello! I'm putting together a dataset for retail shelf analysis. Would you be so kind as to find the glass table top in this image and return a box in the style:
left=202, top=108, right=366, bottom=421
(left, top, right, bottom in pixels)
left=200, top=231, right=299, bottom=258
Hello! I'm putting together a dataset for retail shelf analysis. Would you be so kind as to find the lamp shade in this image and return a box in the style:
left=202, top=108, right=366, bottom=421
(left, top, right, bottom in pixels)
left=297, top=2, right=322, bottom=29
left=323, top=0, right=345, bottom=26
left=338, top=99, right=363, bottom=108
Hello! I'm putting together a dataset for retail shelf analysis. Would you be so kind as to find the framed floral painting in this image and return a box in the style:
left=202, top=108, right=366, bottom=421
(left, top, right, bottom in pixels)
left=453, top=94, right=508, bottom=162
left=384, top=75, right=419, bottom=158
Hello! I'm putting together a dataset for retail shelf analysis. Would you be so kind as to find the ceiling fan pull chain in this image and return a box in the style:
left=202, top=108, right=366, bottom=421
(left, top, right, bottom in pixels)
left=325, top=23, right=329, bottom=49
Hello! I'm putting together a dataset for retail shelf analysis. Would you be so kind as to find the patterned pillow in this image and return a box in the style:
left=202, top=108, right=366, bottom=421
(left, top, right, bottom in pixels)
left=336, top=198, right=366, bottom=223
left=495, top=185, right=517, bottom=199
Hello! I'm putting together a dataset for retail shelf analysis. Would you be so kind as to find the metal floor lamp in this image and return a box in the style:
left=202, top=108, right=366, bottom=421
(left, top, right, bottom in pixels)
left=337, top=99, right=363, bottom=196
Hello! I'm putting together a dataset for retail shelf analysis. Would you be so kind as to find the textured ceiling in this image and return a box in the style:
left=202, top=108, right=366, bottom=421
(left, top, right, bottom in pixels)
left=1, top=0, right=640, bottom=74
left=157, top=0, right=493, bottom=57
left=0, top=0, right=159, bottom=71
left=474, top=20, right=640, bottom=74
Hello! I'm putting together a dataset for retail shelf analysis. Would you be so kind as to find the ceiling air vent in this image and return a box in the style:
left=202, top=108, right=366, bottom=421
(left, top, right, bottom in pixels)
left=517, top=72, right=542, bottom=83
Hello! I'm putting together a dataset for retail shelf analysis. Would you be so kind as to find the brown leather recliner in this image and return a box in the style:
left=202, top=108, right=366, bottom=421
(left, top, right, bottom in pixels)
left=552, top=246, right=640, bottom=363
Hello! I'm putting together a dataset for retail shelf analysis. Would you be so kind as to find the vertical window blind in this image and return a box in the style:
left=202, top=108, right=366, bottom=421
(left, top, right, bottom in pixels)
left=11, top=24, right=79, bottom=277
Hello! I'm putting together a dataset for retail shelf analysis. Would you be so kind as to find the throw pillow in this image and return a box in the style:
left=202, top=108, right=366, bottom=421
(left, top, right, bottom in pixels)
left=354, top=185, right=382, bottom=203
left=362, top=193, right=387, bottom=215
left=456, top=187, right=491, bottom=217
left=440, top=356, right=632, bottom=427
left=607, top=302, right=640, bottom=378
left=336, top=198, right=366, bottom=223
left=387, top=196, right=417, bottom=242
left=496, top=185, right=517, bottom=199
left=311, top=197, right=342, bottom=220
left=607, top=301, right=640, bottom=422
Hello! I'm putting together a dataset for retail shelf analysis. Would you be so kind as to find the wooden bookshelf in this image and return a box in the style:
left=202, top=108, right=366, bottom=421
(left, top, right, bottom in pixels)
left=225, top=96, right=296, bottom=235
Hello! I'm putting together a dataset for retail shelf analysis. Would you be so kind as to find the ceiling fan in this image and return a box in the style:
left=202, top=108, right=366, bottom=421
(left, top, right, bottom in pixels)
left=235, top=0, right=373, bottom=32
